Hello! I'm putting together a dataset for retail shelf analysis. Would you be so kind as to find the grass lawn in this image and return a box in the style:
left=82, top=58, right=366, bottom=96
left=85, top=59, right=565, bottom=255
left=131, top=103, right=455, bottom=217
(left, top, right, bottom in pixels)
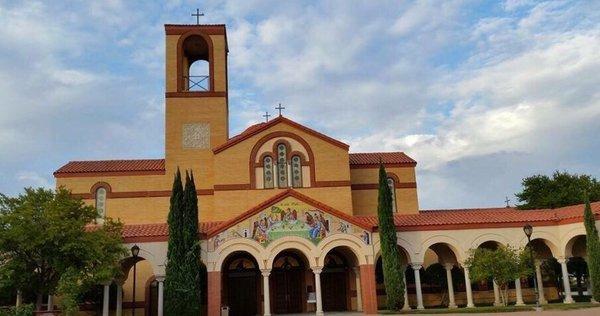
left=378, top=302, right=598, bottom=314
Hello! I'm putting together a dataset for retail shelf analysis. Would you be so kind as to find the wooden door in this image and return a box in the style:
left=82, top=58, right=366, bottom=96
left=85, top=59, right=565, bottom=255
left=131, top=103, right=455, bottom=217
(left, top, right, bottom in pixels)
left=227, top=271, right=258, bottom=316
left=271, top=269, right=303, bottom=314
left=322, top=271, right=348, bottom=311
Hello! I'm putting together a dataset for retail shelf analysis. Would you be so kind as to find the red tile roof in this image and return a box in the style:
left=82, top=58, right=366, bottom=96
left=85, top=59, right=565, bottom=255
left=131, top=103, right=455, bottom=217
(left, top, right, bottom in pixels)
left=213, top=116, right=349, bottom=154
left=54, top=159, right=165, bottom=176
left=121, top=221, right=222, bottom=242
left=355, top=202, right=600, bottom=231
left=349, top=152, right=416, bottom=166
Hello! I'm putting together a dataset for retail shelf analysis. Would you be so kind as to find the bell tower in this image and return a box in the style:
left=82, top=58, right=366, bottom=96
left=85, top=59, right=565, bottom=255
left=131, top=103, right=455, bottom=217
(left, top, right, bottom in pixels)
left=164, top=24, right=229, bottom=188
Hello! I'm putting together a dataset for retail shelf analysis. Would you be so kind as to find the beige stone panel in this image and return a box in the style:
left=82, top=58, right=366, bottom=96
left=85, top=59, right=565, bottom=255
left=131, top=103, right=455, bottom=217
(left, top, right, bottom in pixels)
left=165, top=35, right=179, bottom=92
left=56, top=174, right=170, bottom=194
left=209, top=35, right=227, bottom=92
left=350, top=166, right=416, bottom=184
left=351, top=188, right=418, bottom=216
left=214, top=123, right=351, bottom=185
left=209, top=187, right=353, bottom=222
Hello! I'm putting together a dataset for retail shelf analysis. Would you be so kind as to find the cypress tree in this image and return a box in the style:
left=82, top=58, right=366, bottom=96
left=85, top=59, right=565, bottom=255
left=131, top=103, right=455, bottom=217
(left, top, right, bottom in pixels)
left=376, top=163, right=405, bottom=310
left=164, top=169, right=186, bottom=315
left=182, top=171, right=202, bottom=314
left=583, top=194, right=600, bottom=301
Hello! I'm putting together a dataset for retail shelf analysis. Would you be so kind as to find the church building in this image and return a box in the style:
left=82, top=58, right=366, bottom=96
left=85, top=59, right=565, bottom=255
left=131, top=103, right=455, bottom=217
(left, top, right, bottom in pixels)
left=53, top=23, right=599, bottom=316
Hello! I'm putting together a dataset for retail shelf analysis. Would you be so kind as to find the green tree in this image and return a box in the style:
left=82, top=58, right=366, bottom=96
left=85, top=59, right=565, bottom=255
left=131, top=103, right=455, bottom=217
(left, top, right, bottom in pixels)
left=376, top=163, right=405, bottom=310
left=516, top=171, right=600, bottom=209
left=583, top=195, right=600, bottom=301
left=181, top=171, right=202, bottom=314
left=0, top=187, right=125, bottom=314
left=164, top=169, right=186, bottom=316
left=464, top=246, right=531, bottom=306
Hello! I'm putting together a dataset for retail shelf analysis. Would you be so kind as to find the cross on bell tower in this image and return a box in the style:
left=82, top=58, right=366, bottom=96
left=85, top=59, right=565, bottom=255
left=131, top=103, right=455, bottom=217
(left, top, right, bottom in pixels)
left=192, top=8, right=204, bottom=25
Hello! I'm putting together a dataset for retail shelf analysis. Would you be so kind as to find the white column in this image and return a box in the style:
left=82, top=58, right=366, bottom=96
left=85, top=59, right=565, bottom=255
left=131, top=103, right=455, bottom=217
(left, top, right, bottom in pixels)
left=261, top=269, right=272, bottom=316
left=535, top=261, right=547, bottom=304
left=403, top=268, right=411, bottom=310
left=352, top=267, right=363, bottom=311
left=15, top=290, right=22, bottom=308
left=412, top=264, right=424, bottom=310
left=515, top=278, right=525, bottom=306
left=493, top=280, right=501, bottom=306
left=156, top=276, right=165, bottom=316
left=102, top=283, right=110, bottom=316
left=558, top=258, right=574, bottom=304
left=463, top=265, right=475, bottom=308
left=47, top=295, right=53, bottom=311
left=313, top=267, right=324, bottom=316
left=116, top=283, right=123, bottom=316
left=444, top=264, right=457, bottom=308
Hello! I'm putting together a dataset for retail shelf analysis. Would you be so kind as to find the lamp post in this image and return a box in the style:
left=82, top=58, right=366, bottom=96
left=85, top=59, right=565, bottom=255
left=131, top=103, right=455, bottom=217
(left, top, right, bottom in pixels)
left=131, top=245, right=140, bottom=316
left=523, top=224, right=541, bottom=311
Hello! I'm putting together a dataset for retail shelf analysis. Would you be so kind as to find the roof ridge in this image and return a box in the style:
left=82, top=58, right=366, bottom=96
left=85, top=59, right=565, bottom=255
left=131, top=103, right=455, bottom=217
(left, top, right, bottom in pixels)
left=66, top=158, right=165, bottom=163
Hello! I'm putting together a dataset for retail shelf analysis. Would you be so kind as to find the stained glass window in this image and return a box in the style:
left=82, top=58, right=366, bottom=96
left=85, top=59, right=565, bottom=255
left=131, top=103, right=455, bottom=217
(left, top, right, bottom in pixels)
left=263, top=156, right=274, bottom=188
left=95, top=187, right=107, bottom=219
left=291, top=155, right=302, bottom=188
left=387, top=177, right=397, bottom=212
left=277, top=144, right=288, bottom=188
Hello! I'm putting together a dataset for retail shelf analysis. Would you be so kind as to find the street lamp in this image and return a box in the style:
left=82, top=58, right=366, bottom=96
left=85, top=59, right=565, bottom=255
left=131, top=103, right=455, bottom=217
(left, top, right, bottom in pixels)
left=131, top=245, right=140, bottom=316
left=523, top=224, right=541, bottom=311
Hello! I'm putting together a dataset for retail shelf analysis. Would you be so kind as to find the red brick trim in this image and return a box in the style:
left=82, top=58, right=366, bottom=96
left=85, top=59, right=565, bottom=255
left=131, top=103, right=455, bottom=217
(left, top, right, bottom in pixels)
left=72, top=189, right=214, bottom=200
left=314, top=180, right=351, bottom=188
left=176, top=30, right=215, bottom=93
left=207, top=271, right=222, bottom=316
left=165, top=24, right=226, bottom=35
left=359, top=264, right=378, bottom=314
left=213, top=184, right=251, bottom=191
left=350, top=162, right=416, bottom=169
left=351, top=182, right=417, bottom=190
left=248, top=131, right=317, bottom=189
left=90, top=182, right=112, bottom=197
left=206, top=189, right=372, bottom=238
left=55, top=170, right=165, bottom=178
left=213, top=116, right=349, bottom=154
left=165, top=91, right=227, bottom=98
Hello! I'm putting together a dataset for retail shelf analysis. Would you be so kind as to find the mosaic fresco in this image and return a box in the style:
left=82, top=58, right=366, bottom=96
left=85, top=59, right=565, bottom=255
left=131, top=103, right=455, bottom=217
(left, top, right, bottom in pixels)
left=207, top=197, right=371, bottom=252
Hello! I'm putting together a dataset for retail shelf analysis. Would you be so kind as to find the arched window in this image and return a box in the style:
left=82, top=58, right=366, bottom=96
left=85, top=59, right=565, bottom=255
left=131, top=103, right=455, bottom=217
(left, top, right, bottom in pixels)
left=263, top=156, right=274, bottom=189
left=277, top=143, right=288, bottom=188
left=291, top=155, right=302, bottom=188
left=95, top=187, right=107, bottom=219
left=387, top=177, right=397, bottom=212
left=182, top=35, right=210, bottom=91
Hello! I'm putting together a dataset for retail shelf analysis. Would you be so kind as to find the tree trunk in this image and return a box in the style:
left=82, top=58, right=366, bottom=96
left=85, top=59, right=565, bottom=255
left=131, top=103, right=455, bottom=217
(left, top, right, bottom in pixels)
left=36, top=293, right=43, bottom=311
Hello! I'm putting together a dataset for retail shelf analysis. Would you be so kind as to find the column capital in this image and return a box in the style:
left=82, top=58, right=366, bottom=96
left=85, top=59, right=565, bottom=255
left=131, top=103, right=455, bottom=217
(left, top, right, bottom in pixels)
left=155, top=275, right=166, bottom=282
left=261, top=269, right=272, bottom=277
left=534, top=259, right=543, bottom=267
left=312, top=266, right=323, bottom=274
left=411, top=263, right=423, bottom=270
left=557, top=257, right=569, bottom=264
left=443, top=263, right=454, bottom=270
left=101, top=281, right=112, bottom=286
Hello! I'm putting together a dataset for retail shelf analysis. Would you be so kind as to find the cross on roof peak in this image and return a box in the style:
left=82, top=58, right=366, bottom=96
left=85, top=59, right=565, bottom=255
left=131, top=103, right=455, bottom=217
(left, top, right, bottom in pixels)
left=192, top=9, right=204, bottom=25
left=262, top=111, right=271, bottom=122
left=275, top=103, right=285, bottom=116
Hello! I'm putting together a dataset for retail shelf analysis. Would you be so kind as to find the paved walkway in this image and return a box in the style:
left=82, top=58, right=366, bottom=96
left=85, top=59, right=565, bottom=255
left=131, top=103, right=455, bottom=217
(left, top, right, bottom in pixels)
left=279, top=307, right=600, bottom=315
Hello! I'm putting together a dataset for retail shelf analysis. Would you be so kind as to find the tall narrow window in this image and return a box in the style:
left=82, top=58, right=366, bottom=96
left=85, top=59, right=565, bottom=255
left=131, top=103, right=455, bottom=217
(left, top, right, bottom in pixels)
left=291, top=155, right=303, bottom=188
left=387, top=177, right=397, bottom=212
left=277, top=144, right=288, bottom=188
left=95, top=187, right=107, bottom=219
left=263, top=156, right=274, bottom=189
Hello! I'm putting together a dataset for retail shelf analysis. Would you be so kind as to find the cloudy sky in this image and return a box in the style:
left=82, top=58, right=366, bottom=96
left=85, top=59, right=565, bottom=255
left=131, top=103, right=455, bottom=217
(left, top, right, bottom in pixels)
left=0, top=0, right=599, bottom=209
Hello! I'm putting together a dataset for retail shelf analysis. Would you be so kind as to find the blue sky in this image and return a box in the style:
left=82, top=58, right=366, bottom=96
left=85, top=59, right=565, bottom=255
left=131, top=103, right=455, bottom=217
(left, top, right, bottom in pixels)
left=1, top=0, right=599, bottom=209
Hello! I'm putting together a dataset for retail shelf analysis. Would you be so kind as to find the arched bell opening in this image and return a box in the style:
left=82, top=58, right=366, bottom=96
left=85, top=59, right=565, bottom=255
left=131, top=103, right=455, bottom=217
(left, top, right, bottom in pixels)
left=321, top=246, right=360, bottom=312
left=181, top=34, right=211, bottom=91
left=270, top=249, right=310, bottom=314
left=221, top=251, right=261, bottom=316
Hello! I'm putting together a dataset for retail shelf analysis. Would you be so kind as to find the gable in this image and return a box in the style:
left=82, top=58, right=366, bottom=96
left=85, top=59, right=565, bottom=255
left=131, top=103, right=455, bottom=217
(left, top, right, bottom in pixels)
left=205, top=190, right=372, bottom=251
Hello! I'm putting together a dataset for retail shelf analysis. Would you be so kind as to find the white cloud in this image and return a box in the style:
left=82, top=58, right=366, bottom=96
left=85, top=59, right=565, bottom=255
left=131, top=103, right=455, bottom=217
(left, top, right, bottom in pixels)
left=16, top=171, right=53, bottom=189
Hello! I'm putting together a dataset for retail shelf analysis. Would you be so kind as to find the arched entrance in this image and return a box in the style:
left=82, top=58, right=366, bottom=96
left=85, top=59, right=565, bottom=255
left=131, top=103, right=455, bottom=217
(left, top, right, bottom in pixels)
left=222, top=251, right=261, bottom=316
left=321, top=247, right=359, bottom=311
left=270, top=250, right=308, bottom=314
